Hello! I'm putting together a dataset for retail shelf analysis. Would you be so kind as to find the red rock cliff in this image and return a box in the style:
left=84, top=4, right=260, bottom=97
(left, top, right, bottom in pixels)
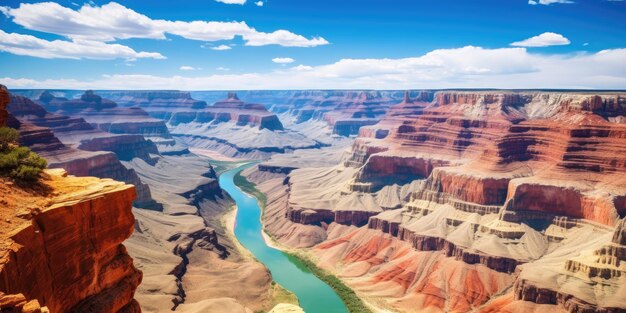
left=0, top=85, right=9, bottom=126
left=0, top=169, right=142, bottom=313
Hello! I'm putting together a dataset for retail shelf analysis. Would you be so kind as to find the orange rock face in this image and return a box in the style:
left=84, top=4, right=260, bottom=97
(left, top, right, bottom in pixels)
left=0, top=170, right=142, bottom=313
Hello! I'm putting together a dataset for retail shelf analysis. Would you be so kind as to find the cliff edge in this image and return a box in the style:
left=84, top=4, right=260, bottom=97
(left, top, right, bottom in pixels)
left=0, top=168, right=141, bottom=313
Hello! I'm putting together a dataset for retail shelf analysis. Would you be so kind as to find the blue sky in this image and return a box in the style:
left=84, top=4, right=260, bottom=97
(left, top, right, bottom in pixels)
left=1, top=0, right=625, bottom=89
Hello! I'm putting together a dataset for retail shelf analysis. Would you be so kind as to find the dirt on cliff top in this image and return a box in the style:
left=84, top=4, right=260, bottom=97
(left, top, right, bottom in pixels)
left=0, top=176, right=52, bottom=245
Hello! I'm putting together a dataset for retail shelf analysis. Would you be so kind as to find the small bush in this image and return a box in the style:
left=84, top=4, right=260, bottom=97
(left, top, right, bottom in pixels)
left=0, top=127, right=47, bottom=184
left=0, top=127, right=19, bottom=151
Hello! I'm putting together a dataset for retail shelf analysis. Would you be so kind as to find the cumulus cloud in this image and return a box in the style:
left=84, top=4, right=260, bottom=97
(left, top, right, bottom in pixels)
left=3, top=46, right=625, bottom=90
left=255, top=1, right=264, bottom=6
left=210, top=44, right=232, bottom=50
left=272, top=57, right=295, bottom=64
left=528, top=0, right=574, bottom=5
left=215, top=0, right=246, bottom=4
left=1, top=2, right=328, bottom=47
left=216, top=67, right=230, bottom=71
left=244, top=30, right=328, bottom=47
left=292, top=65, right=313, bottom=71
left=179, top=66, right=197, bottom=70
left=0, top=29, right=165, bottom=60
left=510, top=32, right=571, bottom=47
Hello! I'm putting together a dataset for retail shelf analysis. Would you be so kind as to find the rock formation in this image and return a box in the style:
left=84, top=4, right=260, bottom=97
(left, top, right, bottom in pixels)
left=0, top=85, right=8, bottom=126
left=246, top=90, right=412, bottom=136
left=98, top=91, right=322, bottom=159
left=0, top=169, right=141, bottom=313
left=6, top=94, right=159, bottom=209
left=254, top=90, right=626, bottom=312
left=6, top=87, right=284, bottom=312
left=38, top=91, right=172, bottom=139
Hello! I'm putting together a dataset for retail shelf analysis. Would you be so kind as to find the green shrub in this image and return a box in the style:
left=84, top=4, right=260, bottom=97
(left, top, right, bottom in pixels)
left=0, top=127, right=19, bottom=151
left=0, top=127, right=47, bottom=183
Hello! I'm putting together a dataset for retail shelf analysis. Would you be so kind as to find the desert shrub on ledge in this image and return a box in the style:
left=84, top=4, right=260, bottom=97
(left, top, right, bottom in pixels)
left=0, top=127, right=47, bottom=183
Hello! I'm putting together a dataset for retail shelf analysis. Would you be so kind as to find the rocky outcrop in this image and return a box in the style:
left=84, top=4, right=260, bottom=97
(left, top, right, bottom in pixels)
left=37, top=91, right=171, bottom=139
left=10, top=95, right=161, bottom=163
left=0, top=169, right=141, bottom=313
left=258, top=164, right=298, bottom=174
left=6, top=93, right=159, bottom=210
left=98, top=91, right=327, bottom=159
left=98, top=91, right=208, bottom=109
left=255, top=90, right=415, bottom=136
left=0, top=85, right=9, bottom=127
left=110, top=91, right=284, bottom=131
left=175, top=92, right=284, bottom=130
left=268, top=90, right=626, bottom=312
left=77, top=134, right=158, bottom=163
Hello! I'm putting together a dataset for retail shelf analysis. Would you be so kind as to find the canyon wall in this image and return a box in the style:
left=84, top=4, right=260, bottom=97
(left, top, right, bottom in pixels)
left=0, top=169, right=141, bottom=313
left=257, top=90, right=626, bottom=313
left=246, top=90, right=415, bottom=137
left=6, top=94, right=159, bottom=209
left=101, top=91, right=323, bottom=159
left=0, top=85, right=8, bottom=126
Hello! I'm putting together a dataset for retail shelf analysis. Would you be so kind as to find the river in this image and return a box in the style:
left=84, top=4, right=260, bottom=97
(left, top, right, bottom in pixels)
left=219, top=164, right=349, bottom=313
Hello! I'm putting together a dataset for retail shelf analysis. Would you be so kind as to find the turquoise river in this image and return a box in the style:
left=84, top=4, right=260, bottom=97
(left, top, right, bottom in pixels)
left=218, top=164, right=349, bottom=313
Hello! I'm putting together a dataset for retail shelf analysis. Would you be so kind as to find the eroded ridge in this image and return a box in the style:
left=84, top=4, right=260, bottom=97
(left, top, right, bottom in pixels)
left=256, top=90, right=626, bottom=312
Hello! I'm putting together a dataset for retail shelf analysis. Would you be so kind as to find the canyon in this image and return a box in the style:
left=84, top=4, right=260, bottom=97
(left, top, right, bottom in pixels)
left=243, top=90, right=626, bottom=312
left=1, top=86, right=141, bottom=313
left=2, top=86, right=625, bottom=313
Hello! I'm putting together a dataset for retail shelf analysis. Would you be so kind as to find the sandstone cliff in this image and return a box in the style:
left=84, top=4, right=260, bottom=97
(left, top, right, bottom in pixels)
left=0, top=85, right=9, bottom=126
left=0, top=169, right=141, bottom=313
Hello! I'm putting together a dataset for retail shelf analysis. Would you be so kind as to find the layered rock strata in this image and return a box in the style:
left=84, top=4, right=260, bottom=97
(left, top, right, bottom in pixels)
left=6, top=94, right=158, bottom=209
left=248, top=90, right=416, bottom=136
left=123, top=155, right=279, bottom=313
left=38, top=91, right=171, bottom=138
left=0, top=85, right=8, bottom=126
left=0, top=169, right=141, bottom=313
left=262, top=90, right=626, bottom=312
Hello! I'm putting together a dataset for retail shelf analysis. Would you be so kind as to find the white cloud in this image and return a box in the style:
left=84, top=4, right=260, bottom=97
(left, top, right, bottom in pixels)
left=528, top=0, right=574, bottom=5
left=1, top=2, right=328, bottom=47
left=216, top=67, right=230, bottom=71
left=211, top=44, right=232, bottom=50
left=272, top=57, right=295, bottom=64
left=2, top=46, right=625, bottom=90
left=292, top=65, right=313, bottom=71
left=255, top=1, right=264, bottom=6
left=511, top=32, right=570, bottom=47
left=215, top=0, right=246, bottom=4
left=179, top=66, right=196, bottom=70
left=244, top=30, right=329, bottom=47
left=0, top=29, right=165, bottom=60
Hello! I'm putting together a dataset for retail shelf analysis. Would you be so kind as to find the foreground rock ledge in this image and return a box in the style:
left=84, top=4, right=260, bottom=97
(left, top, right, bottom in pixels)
left=0, top=169, right=142, bottom=313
